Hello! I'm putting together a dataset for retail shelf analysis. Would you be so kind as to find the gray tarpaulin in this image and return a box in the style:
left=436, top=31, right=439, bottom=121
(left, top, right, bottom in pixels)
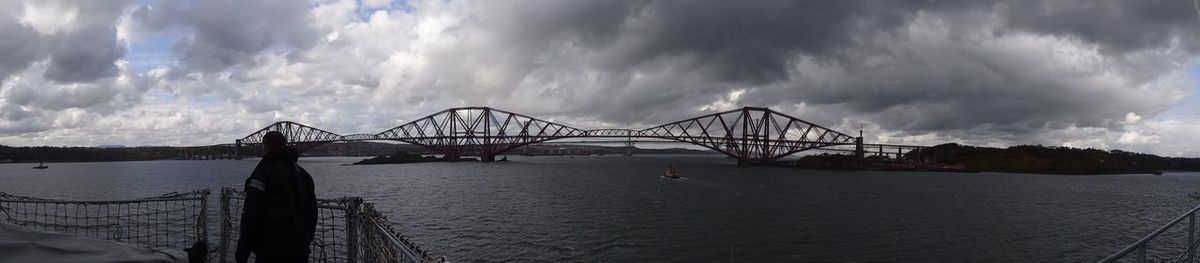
left=0, top=222, right=188, bottom=263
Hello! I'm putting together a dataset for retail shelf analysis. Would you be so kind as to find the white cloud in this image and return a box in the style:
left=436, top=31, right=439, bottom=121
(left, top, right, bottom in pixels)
left=18, top=0, right=79, bottom=35
left=1117, top=130, right=1159, bottom=145
left=1123, top=112, right=1143, bottom=124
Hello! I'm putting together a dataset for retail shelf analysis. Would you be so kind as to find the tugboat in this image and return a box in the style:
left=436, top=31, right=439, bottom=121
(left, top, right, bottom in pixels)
left=32, top=162, right=48, bottom=169
left=663, top=163, right=679, bottom=179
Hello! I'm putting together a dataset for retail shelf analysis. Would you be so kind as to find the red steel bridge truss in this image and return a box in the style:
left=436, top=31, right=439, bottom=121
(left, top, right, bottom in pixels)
left=233, top=107, right=921, bottom=163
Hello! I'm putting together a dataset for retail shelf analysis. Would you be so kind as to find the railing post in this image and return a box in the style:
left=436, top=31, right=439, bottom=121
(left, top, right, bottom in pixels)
left=1191, top=213, right=1196, bottom=263
left=198, top=190, right=209, bottom=261
left=346, top=198, right=361, bottom=263
left=1138, top=245, right=1147, bottom=263
left=218, top=188, right=231, bottom=263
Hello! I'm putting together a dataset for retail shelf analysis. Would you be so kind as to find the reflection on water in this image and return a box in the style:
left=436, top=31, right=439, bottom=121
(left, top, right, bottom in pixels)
left=2, top=155, right=1199, bottom=262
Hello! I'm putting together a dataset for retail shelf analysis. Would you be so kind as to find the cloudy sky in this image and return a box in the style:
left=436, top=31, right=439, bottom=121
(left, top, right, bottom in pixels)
left=2, top=0, right=1200, bottom=156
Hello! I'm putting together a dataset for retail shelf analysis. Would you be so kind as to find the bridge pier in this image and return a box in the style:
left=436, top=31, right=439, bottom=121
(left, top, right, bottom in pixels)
left=854, top=136, right=865, bottom=160
left=480, top=155, right=496, bottom=162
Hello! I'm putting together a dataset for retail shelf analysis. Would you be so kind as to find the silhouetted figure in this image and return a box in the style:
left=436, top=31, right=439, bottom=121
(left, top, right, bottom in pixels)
left=236, top=131, right=318, bottom=263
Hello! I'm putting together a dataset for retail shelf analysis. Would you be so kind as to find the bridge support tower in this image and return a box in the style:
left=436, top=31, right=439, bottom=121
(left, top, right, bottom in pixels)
left=234, top=139, right=243, bottom=160
left=623, top=136, right=635, bottom=156
left=854, top=136, right=865, bottom=160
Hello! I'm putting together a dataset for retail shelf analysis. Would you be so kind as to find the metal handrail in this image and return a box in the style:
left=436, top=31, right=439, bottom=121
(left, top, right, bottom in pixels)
left=0, top=190, right=209, bottom=204
left=0, top=197, right=206, bottom=204
left=1098, top=204, right=1200, bottom=263
left=368, top=218, right=427, bottom=261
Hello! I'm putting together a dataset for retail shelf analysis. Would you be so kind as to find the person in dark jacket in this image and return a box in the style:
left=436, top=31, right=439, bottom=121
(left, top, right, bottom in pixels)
left=236, top=131, right=318, bottom=263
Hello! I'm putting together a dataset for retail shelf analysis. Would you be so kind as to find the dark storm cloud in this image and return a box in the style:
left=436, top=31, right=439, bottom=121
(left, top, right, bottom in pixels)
left=0, top=0, right=129, bottom=84
left=1002, top=0, right=1200, bottom=53
left=0, top=0, right=141, bottom=136
left=492, top=1, right=903, bottom=84
left=473, top=0, right=1198, bottom=138
left=605, top=1, right=871, bottom=83
left=42, top=24, right=126, bottom=83
left=466, top=0, right=925, bottom=125
left=0, top=14, right=41, bottom=82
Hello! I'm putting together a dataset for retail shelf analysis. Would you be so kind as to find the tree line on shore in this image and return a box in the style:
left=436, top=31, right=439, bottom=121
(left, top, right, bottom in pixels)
left=908, top=143, right=1200, bottom=174
left=0, top=146, right=181, bottom=163
left=796, top=143, right=1200, bottom=175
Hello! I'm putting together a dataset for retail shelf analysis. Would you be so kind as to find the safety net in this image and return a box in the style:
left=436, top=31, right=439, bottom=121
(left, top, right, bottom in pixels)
left=0, top=190, right=209, bottom=254
left=0, top=188, right=444, bottom=263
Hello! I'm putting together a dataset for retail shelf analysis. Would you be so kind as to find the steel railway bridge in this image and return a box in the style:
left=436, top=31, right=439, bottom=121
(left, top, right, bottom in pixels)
left=186, top=107, right=923, bottom=164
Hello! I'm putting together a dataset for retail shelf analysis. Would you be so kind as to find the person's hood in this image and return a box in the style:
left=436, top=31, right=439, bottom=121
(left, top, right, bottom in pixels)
left=263, top=146, right=300, bottom=163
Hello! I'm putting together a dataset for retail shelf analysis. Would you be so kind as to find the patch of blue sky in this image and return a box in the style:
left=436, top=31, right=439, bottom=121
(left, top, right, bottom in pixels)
left=126, top=31, right=179, bottom=73
left=145, top=88, right=175, bottom=103
left=355, top=0, right=414, bottom=20
left=1155, top=63, right=1200, bottom=121
left=194, top=94, right=224, bottom=107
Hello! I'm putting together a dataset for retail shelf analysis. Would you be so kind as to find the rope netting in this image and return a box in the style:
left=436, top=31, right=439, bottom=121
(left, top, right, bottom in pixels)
left=0, top=190, right=209, bottom=253
left=219, top=187, right=444, bottom=263
left=0, top=188, right=442, bottom=263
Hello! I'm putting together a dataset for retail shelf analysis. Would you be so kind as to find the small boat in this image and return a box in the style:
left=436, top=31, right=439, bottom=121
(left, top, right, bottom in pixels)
left=32, top=162, right=48, bottom=169
left=663, top=164, right=679, bottom=179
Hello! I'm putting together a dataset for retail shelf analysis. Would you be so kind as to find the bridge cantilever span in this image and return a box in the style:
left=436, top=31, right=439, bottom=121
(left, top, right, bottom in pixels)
left=236, top=121, right=344, bottom=155
left=585, top=129, right=644, bottom=137
left=640, top=107, right=859, bottom=163
left=372, top=107, right=588, bottom=161
left=235, top=106, right=910, bottom=163
left=342, top=134, right=378, bottom=140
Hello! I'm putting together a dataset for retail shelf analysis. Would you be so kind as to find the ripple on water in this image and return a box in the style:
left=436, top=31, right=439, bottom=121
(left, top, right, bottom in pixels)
left=4, top=156, right=1200, bottom=262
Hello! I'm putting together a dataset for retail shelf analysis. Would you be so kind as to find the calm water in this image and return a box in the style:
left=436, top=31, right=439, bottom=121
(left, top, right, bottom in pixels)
left=2, top=155, right=1199, bottom=262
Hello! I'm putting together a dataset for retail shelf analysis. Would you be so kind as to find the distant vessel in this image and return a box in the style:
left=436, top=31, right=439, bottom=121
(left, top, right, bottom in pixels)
left=32, top=162, right=47, bottom=169
left=663, top=164, right=679, bottom=179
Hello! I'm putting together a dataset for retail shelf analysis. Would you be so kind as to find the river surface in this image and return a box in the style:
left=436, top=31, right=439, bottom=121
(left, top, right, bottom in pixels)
left=2, top=155, right=1199, bottom=262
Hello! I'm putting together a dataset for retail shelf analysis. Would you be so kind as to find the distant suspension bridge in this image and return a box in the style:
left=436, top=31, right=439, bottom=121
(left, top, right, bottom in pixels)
left=177, top=107, right=926, bottom=164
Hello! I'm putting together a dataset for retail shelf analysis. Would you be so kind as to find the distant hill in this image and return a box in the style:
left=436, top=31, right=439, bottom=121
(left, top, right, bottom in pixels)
left=902, top=143, right=1200, bottom=174
left=0, top=145, right=179, bottom=163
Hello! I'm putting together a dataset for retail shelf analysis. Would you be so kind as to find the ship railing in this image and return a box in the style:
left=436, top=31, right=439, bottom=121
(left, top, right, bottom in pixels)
left=219, top=187, right=445, bottom=263
left=0, top=188, right=444, bottom=263
left=1098, top=204, right=1200, bottom=263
